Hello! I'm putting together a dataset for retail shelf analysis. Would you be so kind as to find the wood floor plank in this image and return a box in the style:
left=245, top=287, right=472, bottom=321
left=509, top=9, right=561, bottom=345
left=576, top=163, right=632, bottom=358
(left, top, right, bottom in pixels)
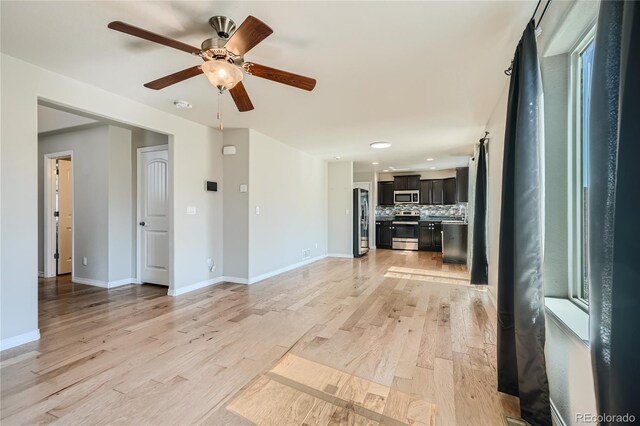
left=0, top=251, right=520, bottom=425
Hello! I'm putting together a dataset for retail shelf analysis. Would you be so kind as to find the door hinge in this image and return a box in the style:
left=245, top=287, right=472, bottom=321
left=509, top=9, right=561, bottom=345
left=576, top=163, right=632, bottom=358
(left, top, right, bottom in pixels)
left=56, top=167, right=59, bottom=175
left=54, top=253, right=59, bottom=260
left=54, top=211, right=59, bottom=217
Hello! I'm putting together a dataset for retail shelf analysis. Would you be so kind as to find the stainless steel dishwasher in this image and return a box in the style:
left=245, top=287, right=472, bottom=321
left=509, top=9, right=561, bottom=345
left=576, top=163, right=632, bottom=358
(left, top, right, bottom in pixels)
left=441, top=221, right=468, bottom=264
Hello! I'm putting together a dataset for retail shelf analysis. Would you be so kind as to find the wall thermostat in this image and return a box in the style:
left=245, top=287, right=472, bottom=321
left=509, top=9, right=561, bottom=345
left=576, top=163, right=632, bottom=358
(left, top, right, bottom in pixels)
left=222, top=145, right=236, bottom=155
left=205, top=181, right=217, bottom=192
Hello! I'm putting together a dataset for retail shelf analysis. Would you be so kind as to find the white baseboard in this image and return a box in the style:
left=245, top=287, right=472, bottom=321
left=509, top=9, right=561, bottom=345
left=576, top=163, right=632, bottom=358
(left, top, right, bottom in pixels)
left=246, top=254, right=327, bottom=285
left=0, top=329, right=40, bottom=351
left=108, top=278, right=136, bottom=288
left=327, top=253, right=354, bottom=258
left=72, top=276, right=135, bottom=288
left=222, top=276, right=249, bottom=285
left=550, top=398, right=567, bottom=426
left=168, top=276, right=225, bottom=296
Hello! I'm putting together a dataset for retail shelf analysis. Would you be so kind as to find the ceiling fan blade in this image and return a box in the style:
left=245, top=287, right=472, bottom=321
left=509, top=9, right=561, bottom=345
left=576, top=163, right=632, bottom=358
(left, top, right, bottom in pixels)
left=108, top=21, right=201, bottom=55
left=245, top=63, right=316, bottom=91
left=144, top=66, right=203, bottom=90
left=224, top=16, right=273, bottom=56
left=229, top=81, right=254, bottom=112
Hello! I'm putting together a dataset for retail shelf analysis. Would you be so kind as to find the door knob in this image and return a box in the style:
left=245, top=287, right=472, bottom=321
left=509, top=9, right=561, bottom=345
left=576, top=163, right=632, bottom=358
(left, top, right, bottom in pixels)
left=139, top=221, right=146, bottom=226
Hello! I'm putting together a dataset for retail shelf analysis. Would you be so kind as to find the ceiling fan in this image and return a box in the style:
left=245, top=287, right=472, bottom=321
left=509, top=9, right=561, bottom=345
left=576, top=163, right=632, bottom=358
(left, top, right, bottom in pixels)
left=108, top=15, right=316, bottom=112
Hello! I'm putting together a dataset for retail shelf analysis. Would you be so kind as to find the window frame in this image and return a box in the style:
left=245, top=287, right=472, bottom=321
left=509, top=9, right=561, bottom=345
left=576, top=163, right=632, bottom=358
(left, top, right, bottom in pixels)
left=568, top=26, right=596, bottom=312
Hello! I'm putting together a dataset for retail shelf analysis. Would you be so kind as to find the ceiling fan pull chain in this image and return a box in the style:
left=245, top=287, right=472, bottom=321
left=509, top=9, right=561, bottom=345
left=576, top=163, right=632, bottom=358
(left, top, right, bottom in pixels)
left=217, top=91, right=224, bottom=130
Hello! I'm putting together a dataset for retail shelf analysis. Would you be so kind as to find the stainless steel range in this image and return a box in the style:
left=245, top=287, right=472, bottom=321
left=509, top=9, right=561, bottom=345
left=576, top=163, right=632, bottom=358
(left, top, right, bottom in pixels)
left=392, top=211, right=420, bottom=251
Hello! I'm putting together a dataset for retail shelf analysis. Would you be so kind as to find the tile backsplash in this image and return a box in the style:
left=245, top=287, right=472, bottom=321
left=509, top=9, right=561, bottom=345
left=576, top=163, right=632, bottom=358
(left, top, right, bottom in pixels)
left=375, top=203, right=467, bottom=220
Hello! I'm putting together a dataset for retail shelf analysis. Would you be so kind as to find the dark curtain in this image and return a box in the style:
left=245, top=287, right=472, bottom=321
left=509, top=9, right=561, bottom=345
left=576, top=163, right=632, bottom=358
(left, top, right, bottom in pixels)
left=470, top=140, right=488, bottom=284
left=497, top=20, right=550, bottom=426
left=588, top=2, right=640, bottom=423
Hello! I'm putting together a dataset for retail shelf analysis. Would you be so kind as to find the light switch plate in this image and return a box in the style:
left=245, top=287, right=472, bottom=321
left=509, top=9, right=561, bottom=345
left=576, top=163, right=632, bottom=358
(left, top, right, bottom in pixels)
left=240, top=184, right=248, bottom=193
left=187, top=206, right=197, bottom=215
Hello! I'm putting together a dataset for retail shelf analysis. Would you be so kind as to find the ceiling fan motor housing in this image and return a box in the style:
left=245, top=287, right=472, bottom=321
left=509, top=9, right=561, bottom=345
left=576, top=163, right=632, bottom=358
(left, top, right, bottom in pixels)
left=200, top=37, right=243, bottom=64
left=208, top=16, right=235, bottom=39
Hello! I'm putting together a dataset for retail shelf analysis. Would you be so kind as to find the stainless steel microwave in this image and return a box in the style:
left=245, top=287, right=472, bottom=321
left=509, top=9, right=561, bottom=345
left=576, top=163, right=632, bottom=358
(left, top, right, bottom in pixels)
left=394, top=190, right=419, bottom=204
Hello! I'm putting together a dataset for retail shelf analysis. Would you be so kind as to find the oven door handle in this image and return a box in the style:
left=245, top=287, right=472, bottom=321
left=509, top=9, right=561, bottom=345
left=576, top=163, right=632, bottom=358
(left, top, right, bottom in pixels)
left=392, top=221, right=419, bottom=225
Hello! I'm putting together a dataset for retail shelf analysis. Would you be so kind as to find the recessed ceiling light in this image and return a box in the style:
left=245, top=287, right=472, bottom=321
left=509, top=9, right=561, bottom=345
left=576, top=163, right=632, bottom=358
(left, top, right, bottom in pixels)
left=334, top=156, right=341, bottom=160
left=372, top=161, right=379, bottom=165
left=426, top=158, right=434, bottom=161
left=370, top=142, right=391, bottom=149
left=430, top=167, right=436, bottom=170
left=173, top=100, right=192, bottom=109
left=383, top=169, right=389, bottom=172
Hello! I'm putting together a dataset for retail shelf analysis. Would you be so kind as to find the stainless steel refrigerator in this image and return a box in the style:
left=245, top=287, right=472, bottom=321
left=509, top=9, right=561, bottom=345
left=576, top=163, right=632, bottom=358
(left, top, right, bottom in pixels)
left=353, top=188, right=370, bottom=257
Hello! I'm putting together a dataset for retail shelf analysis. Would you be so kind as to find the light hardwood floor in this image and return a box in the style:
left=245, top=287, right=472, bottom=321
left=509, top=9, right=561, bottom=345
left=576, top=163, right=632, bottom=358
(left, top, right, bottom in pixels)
left=0, top=250, right=519, bottom=425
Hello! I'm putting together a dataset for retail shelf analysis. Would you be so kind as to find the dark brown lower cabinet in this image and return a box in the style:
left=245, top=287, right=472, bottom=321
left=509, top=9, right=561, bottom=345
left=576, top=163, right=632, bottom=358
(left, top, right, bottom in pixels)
left=418, top=222, right=442, bottom=251
left=375, top=221, right=392, bottom=249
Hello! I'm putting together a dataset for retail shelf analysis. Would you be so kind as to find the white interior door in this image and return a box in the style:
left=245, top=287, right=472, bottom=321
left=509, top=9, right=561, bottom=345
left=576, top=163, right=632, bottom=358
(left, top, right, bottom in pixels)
left=57, top=158, right=72, bottom=274
left=138, top=147, right=169, bottom=286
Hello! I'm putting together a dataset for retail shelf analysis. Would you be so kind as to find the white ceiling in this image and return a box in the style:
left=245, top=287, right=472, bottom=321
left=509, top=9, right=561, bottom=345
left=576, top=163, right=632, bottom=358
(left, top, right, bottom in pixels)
left=2, top=1, right=534, bottom=172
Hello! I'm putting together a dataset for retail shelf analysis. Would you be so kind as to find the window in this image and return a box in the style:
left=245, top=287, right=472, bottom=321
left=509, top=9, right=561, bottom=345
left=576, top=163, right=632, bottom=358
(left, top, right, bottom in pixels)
left=570, top=32, right=595, bottom=309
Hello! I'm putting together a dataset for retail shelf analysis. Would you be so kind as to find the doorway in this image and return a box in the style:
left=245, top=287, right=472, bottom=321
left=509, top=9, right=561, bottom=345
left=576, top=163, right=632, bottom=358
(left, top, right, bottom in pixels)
left=44, top=151, right=74, bottom=278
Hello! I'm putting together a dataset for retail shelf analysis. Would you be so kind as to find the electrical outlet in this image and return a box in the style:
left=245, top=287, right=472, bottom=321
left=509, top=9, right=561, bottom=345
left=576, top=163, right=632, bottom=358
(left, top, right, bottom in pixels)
left=82, top=257, right=87, bottom=266
left=255, top=206, right=260, bottom=215
left=302, top=249, right=311, bottom=259
left=315, top=243, right=318, bottom=249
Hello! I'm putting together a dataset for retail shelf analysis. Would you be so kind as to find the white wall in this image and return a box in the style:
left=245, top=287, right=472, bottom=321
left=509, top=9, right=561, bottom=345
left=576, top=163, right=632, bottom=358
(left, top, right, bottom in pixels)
left=328, top=162, right=353, bottom=256
left=222, top=129, right=250, bottom=280
left=1, top=53, right=223, bottom=346
left=485, top=84, right=509, bottom=302
left=377, top=169, right=456, bottom=182
left=248, top=129, right=328, bottom=279
left=107, top=126, right=133, bottom=282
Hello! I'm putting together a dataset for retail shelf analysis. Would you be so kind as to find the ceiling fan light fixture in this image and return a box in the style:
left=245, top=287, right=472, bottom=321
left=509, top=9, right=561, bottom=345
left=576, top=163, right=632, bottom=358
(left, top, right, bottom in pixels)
left=201, top=60, right=244, bottom=91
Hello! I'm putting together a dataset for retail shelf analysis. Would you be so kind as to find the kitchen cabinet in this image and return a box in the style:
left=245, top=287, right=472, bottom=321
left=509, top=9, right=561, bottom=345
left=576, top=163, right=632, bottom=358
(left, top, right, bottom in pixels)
left=375, top=221, right=393, bottom=249
left=419, top=180, right=431, bottom=204
left=443, top=178, right=457, bottom=205
left=419, top=179, right=444, bottom=205
left=377, top=181, right=394, bottom=206
left=418, top=221, right=442, bottom=251
left=456, top=167, right=469, bottom=202
left=431, top=180, right=444, bottom=205
left=394, top=175, right=420, bottom=191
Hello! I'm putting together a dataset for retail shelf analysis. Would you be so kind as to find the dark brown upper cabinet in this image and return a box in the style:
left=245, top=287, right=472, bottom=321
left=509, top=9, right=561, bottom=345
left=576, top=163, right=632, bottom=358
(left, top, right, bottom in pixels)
left=443, top=178, right=457, bottom=204
left=377, top=181, right=394, bottom=206
left=419, top=180, right=431, bottom=204
left=431, top=180, right=444, bottom=205
left=456, top=167, right=469, bottom=202
left=419, top=179, right=444, bottom=205
left=393, top=175, right=420, bottom=191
